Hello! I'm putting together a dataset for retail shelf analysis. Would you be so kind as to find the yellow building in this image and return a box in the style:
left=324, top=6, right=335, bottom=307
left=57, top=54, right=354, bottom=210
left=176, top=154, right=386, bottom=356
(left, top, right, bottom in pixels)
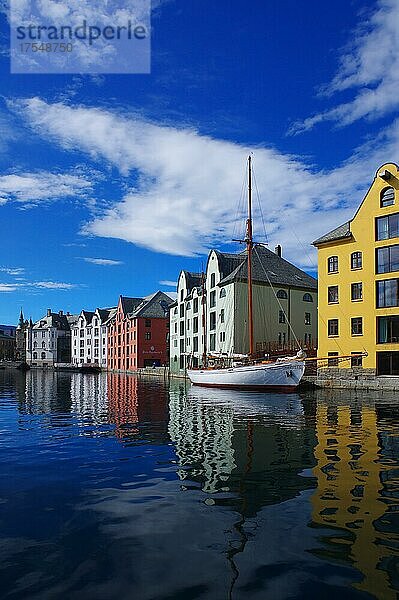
left=313, top=162, right=399, bottom=376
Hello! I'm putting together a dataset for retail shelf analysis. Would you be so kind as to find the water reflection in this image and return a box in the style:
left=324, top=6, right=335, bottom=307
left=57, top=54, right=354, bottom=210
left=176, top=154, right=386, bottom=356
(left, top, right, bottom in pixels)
left=310, top=391, right=399, bottom=600
left=0, top=369, right=398, bottom=599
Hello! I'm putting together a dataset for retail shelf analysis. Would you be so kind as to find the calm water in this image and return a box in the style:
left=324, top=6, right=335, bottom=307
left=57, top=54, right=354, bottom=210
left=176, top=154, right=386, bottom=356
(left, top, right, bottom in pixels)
left=0, top=370, right=398, bottom=600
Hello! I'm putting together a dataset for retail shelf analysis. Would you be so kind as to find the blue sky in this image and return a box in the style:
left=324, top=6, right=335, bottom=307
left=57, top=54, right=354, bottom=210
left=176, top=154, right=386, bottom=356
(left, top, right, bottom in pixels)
left=1, top=0, right=398, bottom=323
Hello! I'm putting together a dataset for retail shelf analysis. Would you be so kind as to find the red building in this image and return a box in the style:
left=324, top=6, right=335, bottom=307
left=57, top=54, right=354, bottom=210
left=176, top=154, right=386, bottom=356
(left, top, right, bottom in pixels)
left=108, top=291, right=174, bottom=371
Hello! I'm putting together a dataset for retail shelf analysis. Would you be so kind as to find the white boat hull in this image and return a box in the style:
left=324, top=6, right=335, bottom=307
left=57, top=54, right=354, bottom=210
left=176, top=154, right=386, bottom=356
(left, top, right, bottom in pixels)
left=187, top=360, right=305, bottom=392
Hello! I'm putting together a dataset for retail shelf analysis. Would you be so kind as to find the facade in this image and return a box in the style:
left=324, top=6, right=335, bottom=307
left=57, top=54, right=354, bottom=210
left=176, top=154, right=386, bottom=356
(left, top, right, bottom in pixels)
left=71, top=307, right=116, bottom=368
left=108, top=291, right=174, bottom=372
left=313, top=162, right=399, bottom=376
left=170, top=246, right=318, bottom=374
left=26, top=309, right=78, bottom=367
left=0, top=331, right=15, bottom=360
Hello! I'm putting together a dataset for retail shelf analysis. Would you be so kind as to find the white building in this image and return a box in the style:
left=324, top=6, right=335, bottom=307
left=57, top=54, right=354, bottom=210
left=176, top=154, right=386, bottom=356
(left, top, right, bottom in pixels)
left=71, top=307, right=116, bottom=368
left=170, top=246, right=318, bottom=374
left=26, top=309, right=78, bottom=368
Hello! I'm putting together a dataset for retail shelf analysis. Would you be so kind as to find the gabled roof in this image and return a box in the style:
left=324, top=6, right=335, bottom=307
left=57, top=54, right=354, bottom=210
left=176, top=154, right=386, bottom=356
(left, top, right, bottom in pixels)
left=33, top=312, right=70, bottom=330
left=97, top=307, right=116, bottom=322
left=183, top=271, right=202, bottom=292
left=312, top=221, right=353, bottom=246
left=81, top=310, right=95, bottom=324
left=131, top=291, right=175, bottom=318
left=212, top=250, right=244, bottom=280
left=219, top=246, right=317, bottom=290
left=120, top=296, right=144, bottom=315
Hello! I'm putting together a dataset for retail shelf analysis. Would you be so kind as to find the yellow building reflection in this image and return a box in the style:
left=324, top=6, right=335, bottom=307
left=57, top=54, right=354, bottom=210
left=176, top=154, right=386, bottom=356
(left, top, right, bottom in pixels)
left=311, top=399, right=398, bottom=600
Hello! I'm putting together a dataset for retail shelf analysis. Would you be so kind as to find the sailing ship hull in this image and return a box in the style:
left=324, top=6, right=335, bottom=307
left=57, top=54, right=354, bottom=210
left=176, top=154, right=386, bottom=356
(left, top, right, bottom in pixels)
left=187, top=360, right=305, bottom=392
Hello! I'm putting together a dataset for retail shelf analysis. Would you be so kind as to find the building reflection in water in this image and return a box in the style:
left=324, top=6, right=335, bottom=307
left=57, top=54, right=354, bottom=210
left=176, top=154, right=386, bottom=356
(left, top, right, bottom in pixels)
left=106, top=372, right=169, bottom=444
left=310, top=392, right=399, bottom=600
left=168, top=383, right=317, bottom=513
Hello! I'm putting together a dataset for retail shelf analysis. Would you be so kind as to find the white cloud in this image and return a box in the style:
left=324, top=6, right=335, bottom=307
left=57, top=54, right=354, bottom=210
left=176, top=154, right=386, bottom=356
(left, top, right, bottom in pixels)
left=0, top=280, right=77, bottom=292
left=11, top=97, right=399, bottom=267
left=0, top=284, right=18, bottom=292
left=289, top=0, right=399, bottom=134
left=82, top=257, right=123, bottom=265
left=0, top=171, right=92, bottom=205
left=31, top=281, right=76, bottom=289
left=159, top=280, right=177, bottom=287
left=0, top=267, right=25, bottom=276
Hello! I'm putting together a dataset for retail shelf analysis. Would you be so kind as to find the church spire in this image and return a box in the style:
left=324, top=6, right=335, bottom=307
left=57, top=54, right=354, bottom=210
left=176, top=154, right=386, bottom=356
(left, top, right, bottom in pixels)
left=18, top=308, right=24, bottom=328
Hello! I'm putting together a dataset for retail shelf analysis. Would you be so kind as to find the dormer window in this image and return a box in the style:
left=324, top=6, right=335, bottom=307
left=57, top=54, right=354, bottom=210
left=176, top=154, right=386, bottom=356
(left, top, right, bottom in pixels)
left=380, top=187, right=395, bottom=208
left=276, top=290, right=288, bottom=299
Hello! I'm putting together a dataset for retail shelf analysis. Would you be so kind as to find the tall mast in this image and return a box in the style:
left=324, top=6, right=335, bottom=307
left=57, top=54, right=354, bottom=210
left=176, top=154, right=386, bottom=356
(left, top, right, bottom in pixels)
left=246, top=155, right=254, bottom=357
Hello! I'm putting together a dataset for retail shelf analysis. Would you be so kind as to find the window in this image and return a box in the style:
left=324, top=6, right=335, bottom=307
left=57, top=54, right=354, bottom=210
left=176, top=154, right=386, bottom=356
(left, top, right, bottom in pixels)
left=328, top=352, right=339, bottom=367
left=33, top=341, right=37, bottom=349
left=276, top=289, right=288, bottom=299
left=328, top=286, right=339, bottom=304
left=193, top=337, right=198, bottom=352
left=94, top=339, right=99, bottom=347
left=209, top=312, right=216, bottom=330
left=193, top=317, right=198, bottom=333
left=42, top=341, right=45, bottom=349
left=376, top=213, right=399, bottom=241
left=380, top=186, right=395, bottom=208
left=180, top=322, right=184, bottom=336
left=328, top=256, right=338, bottom=273
left=173, top=307, right=178, bottom=315
left=377, top=279, right=399, bottom=307
left=145, top=319, right=151, bottom=328
left=33, top=331, right=37, bottom=338
left=80, top=349, right=84, bottom=357
left=210, top=333, right=216, bottom=351
left=94, top=328, right=99, bottom=336
left=376, top=245, right=399, bottom=274
left=41, top=352, right=46, bottom=359
left=220, top=288, right=226, bottom=298
left=145, top=332, right=151, bottom=340
left=279, top=310, right=286, bottom=323
left=220, top=331, right=226, bottom=342
left=186, top=302, right=191, bottom=311
left=328, top=319, right=339, bottom=336
left=174, top=323, right=177, bottom=334
left=351, top=252, right=362, bottom=270
left=351, top=317, right=363, bottom=336
left=209, top=290, right=216, bottom=308
left=42, top=331, right=45, bottom=338
left=278, top=332, right=282, bottom=345
left=173, top=339, right=177, bottom=347
left=210, top=273, right=216, bottom=288
left=304, top=312, right=311, bottom=325
left=186, top=338, right=190, bottom=346
left=220, top=309, right=225, bottom=324
left=180, top=289, right=184, bottom=301
left=377, top=316, right=399, bottom=344
left=180, top=304, right=184, bottom=318
left=80, top=329, right=84, bottom=337
left=193, top=298, right=199, bottom=313
left=351, top=282, right=363, bottom=301
left=33, top=352, right=37, bottom=359
left=187, top=319, right=190, bottom=331
left=303, top=293, right=313, bottom=302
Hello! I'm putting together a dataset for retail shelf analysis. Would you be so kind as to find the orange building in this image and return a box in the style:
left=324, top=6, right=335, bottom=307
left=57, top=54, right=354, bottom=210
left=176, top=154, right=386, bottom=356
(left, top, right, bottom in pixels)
left=107, top=291, right=174, bottom=371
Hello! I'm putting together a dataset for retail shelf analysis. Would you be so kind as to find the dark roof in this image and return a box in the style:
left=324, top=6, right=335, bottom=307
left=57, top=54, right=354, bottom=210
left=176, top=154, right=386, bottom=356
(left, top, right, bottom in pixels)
left=132, top=291, right=175, bottom=318
left=33, top=312, right=71, bottom=330
left=184, top=271, right=202, bottom=292
left=213, top=251, right=244, bottom=279
left=312, top=221, right=353, bottom=246
left=219, top=246, right=317, bottom=290
left=97, top=307, right=116, bottom=322
left=120, top=296, right=144, bottom=315
left=82, top=310, right=95, bottom=324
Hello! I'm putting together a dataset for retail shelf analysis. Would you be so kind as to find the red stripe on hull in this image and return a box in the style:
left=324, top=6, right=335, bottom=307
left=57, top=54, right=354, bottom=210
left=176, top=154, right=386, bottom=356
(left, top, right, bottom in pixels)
left=191, top=382, right=299, bottom=393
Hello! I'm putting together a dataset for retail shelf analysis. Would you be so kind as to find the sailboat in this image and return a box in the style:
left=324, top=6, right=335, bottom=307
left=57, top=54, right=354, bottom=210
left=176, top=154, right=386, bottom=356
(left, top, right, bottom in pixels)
left=187, top=155, right=306, bottom=392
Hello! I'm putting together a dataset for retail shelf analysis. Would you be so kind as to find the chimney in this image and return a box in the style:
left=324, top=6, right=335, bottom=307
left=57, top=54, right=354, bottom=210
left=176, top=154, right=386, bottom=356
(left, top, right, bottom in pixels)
left=66, top=312, right=70, bottom=316
left=47, top=308, right=51, bottom=317
left=275, top=244, right=282, bottom=258
left=59, top=310, right=64, bottom=316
